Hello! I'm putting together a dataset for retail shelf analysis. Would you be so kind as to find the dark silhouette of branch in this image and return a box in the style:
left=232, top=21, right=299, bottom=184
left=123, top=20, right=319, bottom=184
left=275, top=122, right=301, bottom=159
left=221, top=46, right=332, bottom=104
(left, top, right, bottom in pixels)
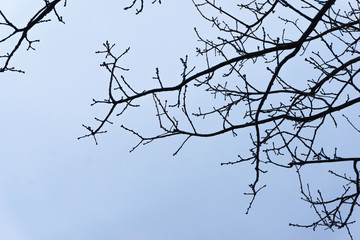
left=124, top=0, right=162, bottom=14
left=0, top=0, right=65, bottom=73
left=81, top=0, right=360, bottom=238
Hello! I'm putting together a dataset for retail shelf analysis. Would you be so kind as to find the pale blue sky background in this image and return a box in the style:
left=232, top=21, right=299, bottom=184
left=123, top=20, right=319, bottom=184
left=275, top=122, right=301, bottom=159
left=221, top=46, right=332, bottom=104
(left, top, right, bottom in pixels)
left=0, top=1, right=359, bottom=239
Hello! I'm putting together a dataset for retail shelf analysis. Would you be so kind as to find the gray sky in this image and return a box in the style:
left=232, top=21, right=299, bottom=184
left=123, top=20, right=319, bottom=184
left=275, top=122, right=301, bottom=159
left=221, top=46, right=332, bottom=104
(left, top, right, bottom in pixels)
left=1, top=1, right=359, bottom=239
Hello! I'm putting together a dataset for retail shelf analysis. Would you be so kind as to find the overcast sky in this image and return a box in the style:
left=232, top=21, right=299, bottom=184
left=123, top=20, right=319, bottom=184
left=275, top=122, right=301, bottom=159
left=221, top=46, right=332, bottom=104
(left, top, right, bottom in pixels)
left=0, top=1, right=359, bottom=240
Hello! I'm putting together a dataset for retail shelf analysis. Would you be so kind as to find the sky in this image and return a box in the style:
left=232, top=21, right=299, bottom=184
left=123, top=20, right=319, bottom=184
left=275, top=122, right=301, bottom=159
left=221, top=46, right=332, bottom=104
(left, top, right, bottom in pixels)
left=0, top=1, right=359, bottom=240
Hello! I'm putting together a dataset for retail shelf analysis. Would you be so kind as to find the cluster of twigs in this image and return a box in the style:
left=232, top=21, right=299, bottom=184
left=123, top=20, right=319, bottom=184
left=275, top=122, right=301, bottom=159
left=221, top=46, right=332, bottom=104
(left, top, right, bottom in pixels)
left=1, top=0, right=358, bottom=238
left=124, top=0, right=162, bottom=14
left=0, top=0, right=65, bottom=73
left=80, top=0, right=360, bottom=237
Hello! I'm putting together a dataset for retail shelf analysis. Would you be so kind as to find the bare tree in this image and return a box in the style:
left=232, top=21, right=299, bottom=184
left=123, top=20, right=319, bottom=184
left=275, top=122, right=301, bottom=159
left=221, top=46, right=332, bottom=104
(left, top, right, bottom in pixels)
left=80, top=0, right=360, bottom=238
left=2, top=0, right=358, bottom=238
left=0, top=0, right=65, bottom=73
